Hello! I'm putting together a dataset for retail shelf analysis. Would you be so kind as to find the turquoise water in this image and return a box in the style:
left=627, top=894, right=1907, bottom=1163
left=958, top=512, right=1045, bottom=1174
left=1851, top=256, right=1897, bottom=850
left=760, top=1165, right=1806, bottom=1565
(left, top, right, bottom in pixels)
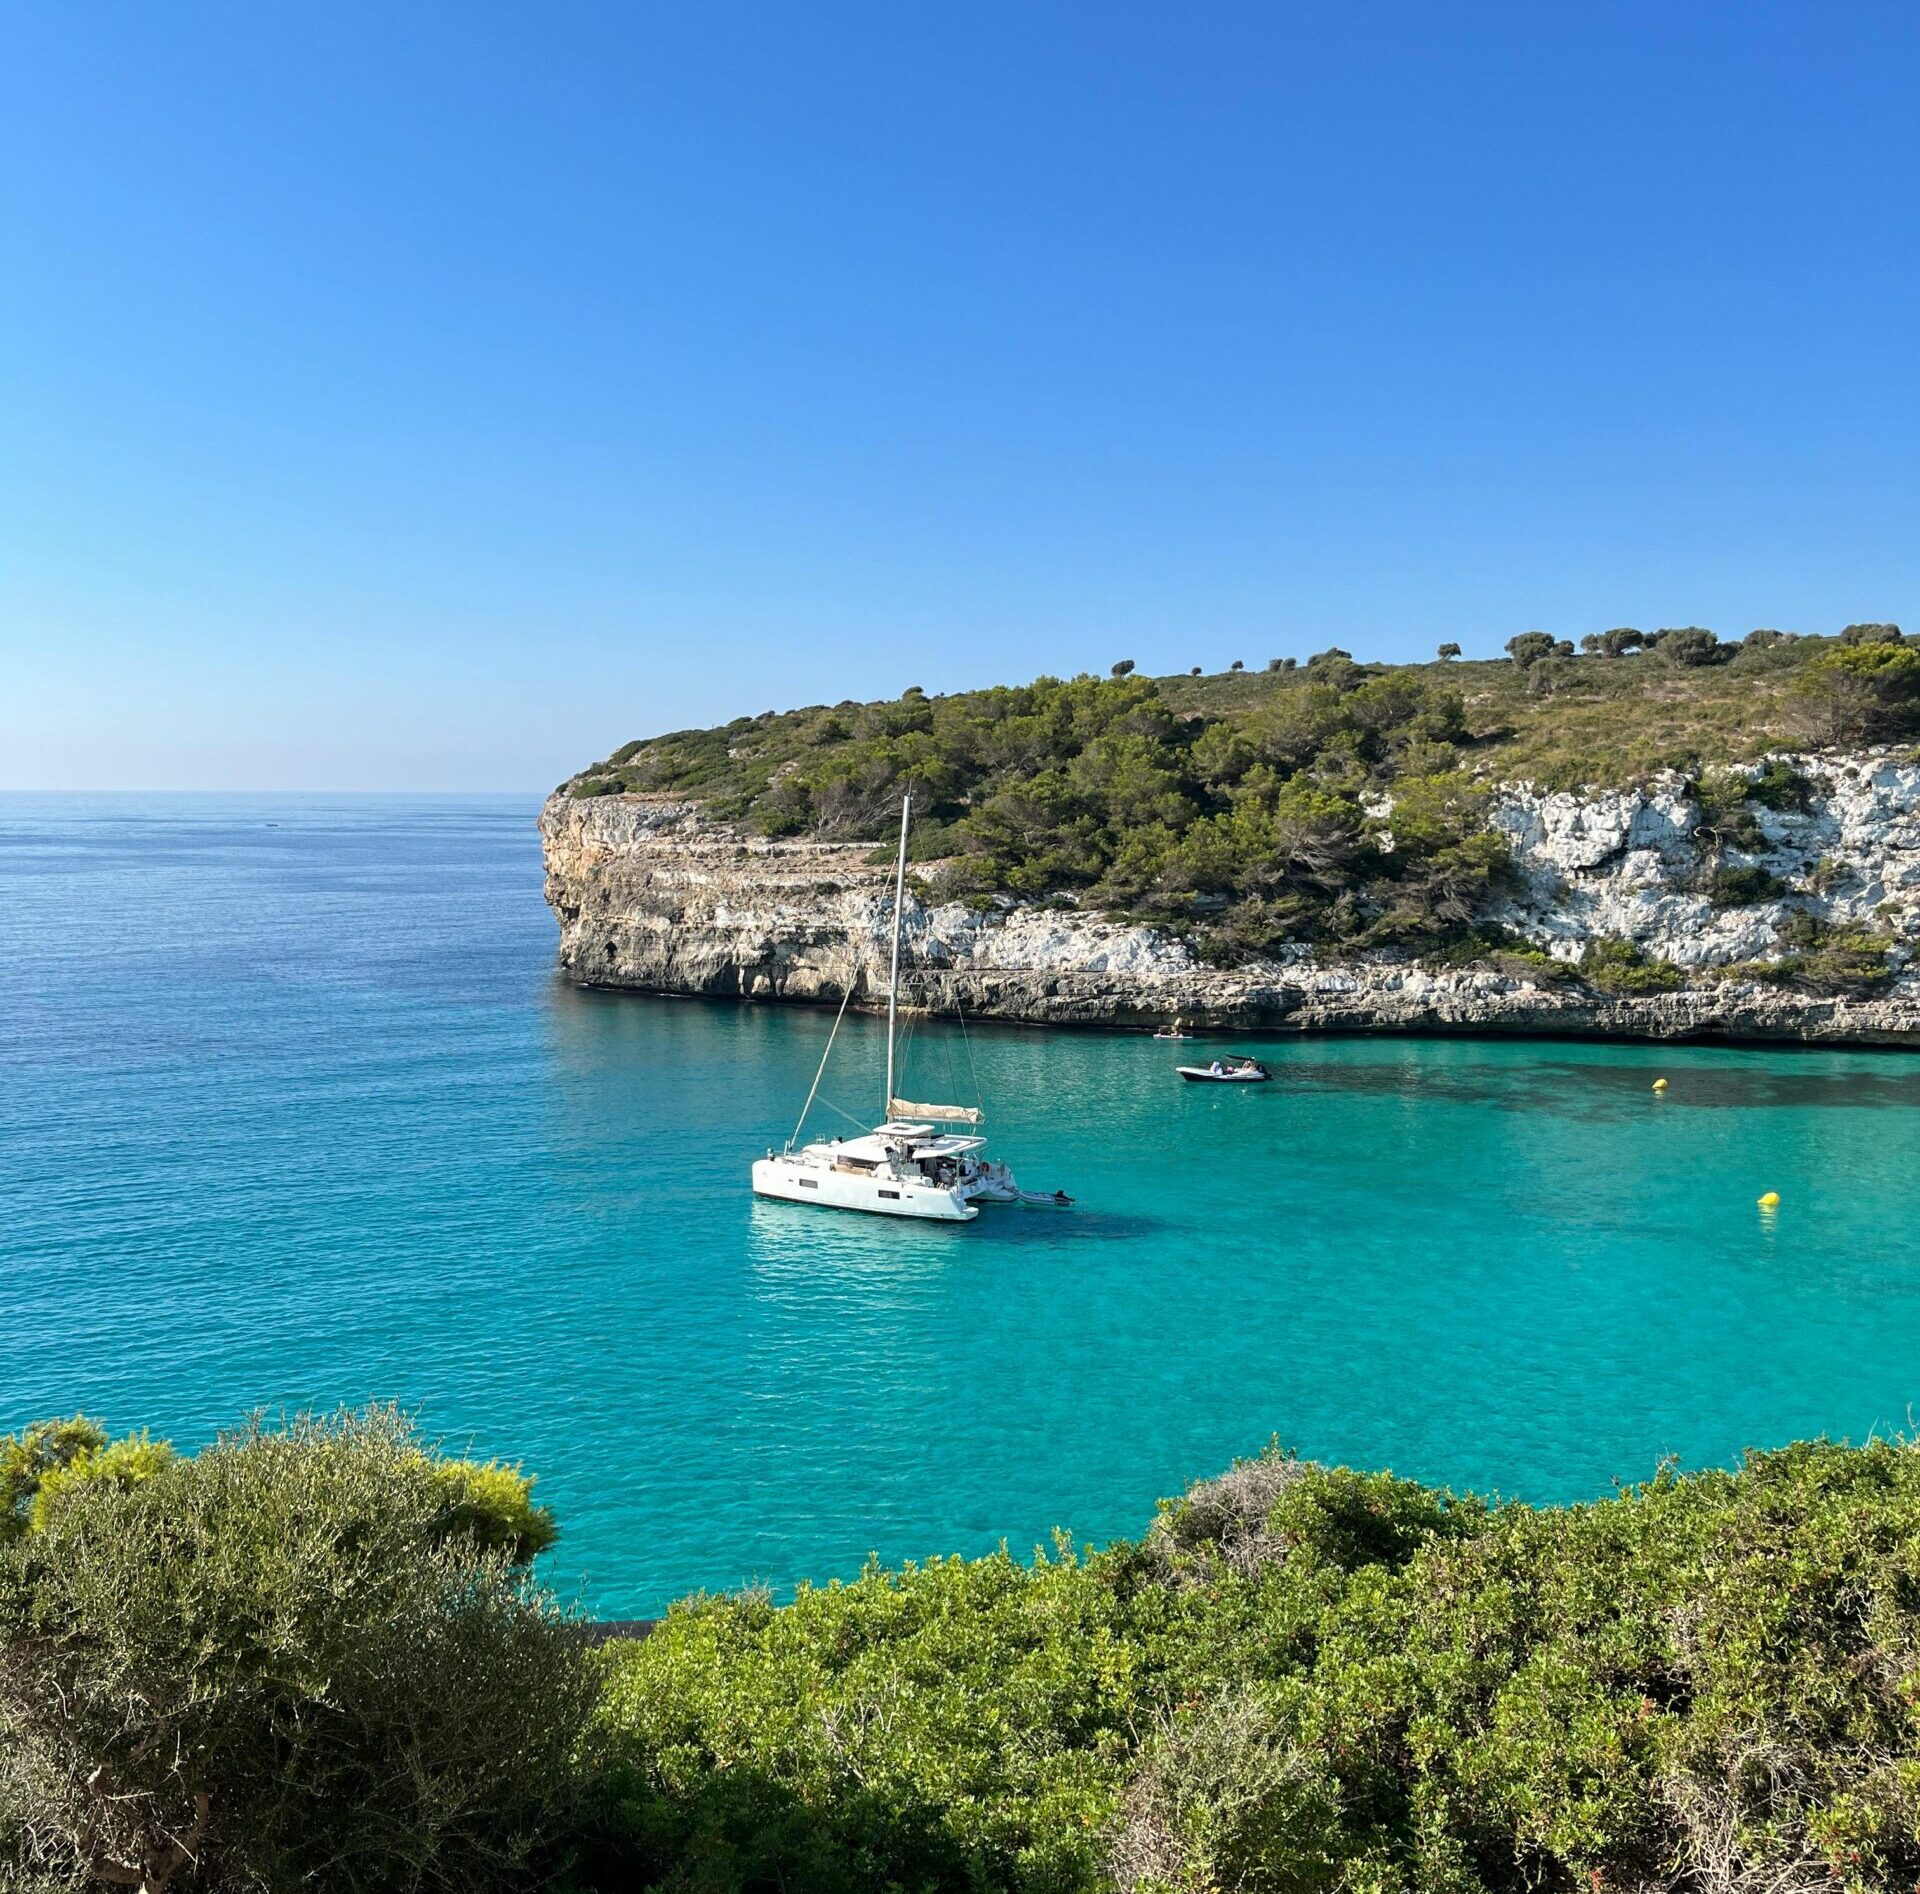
left=5, top=793, right=1920, bottom=1615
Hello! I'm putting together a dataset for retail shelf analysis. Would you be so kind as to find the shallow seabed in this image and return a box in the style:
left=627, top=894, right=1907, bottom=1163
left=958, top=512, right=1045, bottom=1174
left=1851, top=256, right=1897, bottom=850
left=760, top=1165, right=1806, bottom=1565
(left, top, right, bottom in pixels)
left=5, top=793, right=1920, bottom=1614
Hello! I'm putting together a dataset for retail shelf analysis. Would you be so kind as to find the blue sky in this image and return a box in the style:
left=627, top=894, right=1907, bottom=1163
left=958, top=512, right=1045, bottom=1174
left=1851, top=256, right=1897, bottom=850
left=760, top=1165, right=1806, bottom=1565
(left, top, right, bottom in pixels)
left=4, top=3, right=1918, bottom=789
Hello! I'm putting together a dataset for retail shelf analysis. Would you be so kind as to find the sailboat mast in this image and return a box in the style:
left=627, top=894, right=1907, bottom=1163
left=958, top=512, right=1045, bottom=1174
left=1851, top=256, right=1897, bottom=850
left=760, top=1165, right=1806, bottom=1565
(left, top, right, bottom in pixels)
left=883, top=792, right=910, bottom=1118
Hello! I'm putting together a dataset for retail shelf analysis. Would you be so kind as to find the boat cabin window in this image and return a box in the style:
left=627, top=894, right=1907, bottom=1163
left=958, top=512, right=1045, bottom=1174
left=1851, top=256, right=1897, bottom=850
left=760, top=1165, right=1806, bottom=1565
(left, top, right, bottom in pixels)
left=797, top=1178, right=818, bottom=1189
left=878, top=1189, right=900, bottom=1200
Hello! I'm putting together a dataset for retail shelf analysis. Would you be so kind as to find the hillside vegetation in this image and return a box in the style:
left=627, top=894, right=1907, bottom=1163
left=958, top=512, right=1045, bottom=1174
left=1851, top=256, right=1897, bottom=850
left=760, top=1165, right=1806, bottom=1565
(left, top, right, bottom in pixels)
left=8, top=1411, right=1920, bottom=1893
left=565, top=627, right=1919, bottom=963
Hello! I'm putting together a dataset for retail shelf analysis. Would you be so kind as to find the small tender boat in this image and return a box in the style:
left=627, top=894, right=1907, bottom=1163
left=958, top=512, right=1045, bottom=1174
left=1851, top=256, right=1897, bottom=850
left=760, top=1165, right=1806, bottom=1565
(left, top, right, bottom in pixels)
left=1178, top=1055, right=1271, bottom=1084
left=1151, top=1021, right=1189, bottom=1040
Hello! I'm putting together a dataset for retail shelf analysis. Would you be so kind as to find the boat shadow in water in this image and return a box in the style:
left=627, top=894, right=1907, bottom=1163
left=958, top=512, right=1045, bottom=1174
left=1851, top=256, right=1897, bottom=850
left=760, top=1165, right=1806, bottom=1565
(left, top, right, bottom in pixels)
left=976, top=1204, right=1167, bottom=1244
left=746, top=1197, right=1167, bottom=1253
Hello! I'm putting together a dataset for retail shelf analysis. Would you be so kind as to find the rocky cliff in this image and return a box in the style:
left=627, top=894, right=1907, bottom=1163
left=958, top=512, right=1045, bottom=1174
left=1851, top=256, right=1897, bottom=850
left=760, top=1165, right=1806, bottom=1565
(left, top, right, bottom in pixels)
left=540, top=751, right=1920, bottom=1043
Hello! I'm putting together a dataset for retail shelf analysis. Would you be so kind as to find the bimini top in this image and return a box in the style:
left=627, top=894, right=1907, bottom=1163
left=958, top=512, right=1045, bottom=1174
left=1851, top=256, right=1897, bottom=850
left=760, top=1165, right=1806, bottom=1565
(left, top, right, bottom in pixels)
left=812, top=1127, right=987, bottom=1165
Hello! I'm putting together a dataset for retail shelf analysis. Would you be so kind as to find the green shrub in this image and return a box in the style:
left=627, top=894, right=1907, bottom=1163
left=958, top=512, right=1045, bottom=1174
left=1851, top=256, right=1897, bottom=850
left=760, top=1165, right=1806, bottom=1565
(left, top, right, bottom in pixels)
left=1659, top=626, right=1728, bottom=667
left=1108, top=1687, right=1341, bottom=1893
left=1774, top=914, right=1896, bottom=993
left=16, top=1411, right=1920, bottom=1894
left=1303, top=648, right=1362, bottom=689
left=430, top=1454, right=559, bottom=1564
left=1712, top=956, right=1802, bottom=985
left=3, top=1417, right=107, bottom=1539
left=1415, top=925, right=1568, bottom=981
left=0, top=1409, right=591, bottom=1894
left=589, top=1547, right=1134, bottom=1893
left=2, top=1418, right=176, bottom=1541
left=1504, top=632, right=1555, bottom=669
left=1691, top=766, right=1767, bottom=852
left=1790, top=643, right=1920, bottom=745
left=1745, top=757, right=1812, bottom=811
left=1579, top=936, right=1685, bottom=993
left=1707, top=864, right=1790, bottom=907
left=589, top=1440, right=1920, bottom=1894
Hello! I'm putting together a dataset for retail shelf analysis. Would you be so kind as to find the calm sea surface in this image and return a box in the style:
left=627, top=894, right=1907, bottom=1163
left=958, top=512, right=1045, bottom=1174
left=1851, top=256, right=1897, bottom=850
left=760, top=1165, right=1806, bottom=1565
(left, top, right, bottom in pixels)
left=5, top=793, right=1920, bottom=1613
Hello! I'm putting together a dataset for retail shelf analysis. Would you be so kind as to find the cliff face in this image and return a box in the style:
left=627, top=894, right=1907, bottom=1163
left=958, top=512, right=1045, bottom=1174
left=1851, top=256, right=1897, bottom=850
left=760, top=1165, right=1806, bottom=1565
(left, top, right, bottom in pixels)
left=539, top=752, right=1920, bottom=1043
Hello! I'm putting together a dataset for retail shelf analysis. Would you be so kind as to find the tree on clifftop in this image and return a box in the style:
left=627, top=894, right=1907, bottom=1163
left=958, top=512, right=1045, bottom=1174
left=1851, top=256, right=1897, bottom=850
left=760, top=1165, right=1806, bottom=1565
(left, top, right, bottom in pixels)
left=1659, top=627, right=1729, bottom=667
left=1791, top=641, right=1920, bottom=745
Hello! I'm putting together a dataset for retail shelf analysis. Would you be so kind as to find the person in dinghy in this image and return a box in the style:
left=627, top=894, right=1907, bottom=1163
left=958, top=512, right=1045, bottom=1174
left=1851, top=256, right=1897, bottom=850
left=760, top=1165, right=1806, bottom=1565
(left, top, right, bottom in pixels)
left=1176, top=1053, right=1271, bottom=1084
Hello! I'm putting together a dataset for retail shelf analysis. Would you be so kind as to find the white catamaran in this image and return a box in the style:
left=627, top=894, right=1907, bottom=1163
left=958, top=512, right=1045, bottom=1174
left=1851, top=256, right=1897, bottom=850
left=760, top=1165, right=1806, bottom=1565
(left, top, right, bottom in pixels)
left=751, top=795, right=1063, bottom=1222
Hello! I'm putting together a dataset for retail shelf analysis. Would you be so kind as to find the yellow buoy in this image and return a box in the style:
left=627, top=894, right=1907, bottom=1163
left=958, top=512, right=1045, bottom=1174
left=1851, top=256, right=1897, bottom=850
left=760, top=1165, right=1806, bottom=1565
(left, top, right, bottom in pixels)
left=1652, top=1078, right=1668, bottom=1092
left=1758, top=1191, right=1781, bottom=1208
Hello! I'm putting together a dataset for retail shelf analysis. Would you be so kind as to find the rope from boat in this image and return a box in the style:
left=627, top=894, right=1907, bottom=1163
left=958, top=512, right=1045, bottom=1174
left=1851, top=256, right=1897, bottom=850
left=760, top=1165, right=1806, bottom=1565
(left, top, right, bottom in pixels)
left=815, top=1096, right=871, bottom=1134
left=953, top=986, right=985, bottom=1118
left=789, top=981, right=856, bottom=1150
left=894, top=967, right=933, bottom=1104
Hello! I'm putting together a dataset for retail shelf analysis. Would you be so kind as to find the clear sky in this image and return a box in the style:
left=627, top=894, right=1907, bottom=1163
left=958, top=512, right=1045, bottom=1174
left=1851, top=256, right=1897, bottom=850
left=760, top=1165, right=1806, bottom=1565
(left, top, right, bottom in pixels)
left=4, top=3, right=1918, bottom=789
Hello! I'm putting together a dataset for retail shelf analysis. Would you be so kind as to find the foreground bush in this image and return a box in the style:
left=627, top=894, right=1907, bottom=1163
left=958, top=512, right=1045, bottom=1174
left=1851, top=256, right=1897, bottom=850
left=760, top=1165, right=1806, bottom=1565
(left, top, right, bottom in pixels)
left=592, top=1442, right=1920, bottom=1894
left=12, top=1415, right=1920, bottom=1892
left=0, top=1409, right=589, bottom=1894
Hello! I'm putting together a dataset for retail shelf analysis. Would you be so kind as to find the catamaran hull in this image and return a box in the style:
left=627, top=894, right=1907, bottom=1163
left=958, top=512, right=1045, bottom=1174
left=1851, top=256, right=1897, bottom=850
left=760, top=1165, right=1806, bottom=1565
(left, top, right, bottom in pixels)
left=751, top=1158, right=979, bottom=1221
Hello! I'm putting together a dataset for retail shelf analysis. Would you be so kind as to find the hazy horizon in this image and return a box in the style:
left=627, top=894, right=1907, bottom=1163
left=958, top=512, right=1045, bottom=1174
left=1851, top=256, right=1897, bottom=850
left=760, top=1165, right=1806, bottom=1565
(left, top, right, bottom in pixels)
left=6, top=2, right=1918, bottom=791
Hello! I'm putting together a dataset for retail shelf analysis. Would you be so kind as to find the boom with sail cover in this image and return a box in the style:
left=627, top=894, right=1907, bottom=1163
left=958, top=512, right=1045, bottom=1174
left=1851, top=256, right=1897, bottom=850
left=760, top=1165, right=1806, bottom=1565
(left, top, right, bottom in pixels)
left=887, top=1099, right=984, bottom=1125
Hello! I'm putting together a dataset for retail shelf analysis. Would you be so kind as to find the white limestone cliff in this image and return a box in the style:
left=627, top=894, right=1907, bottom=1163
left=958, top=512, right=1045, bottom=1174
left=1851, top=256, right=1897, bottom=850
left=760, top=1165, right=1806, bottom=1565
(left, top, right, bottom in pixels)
left=540, top=751, right=1920, bottom=1043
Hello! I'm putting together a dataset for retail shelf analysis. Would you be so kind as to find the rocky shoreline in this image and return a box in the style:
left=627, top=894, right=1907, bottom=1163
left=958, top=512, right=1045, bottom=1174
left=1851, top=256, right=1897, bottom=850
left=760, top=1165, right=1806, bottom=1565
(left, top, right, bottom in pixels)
left=539, top=751, right=1920, bottom=1046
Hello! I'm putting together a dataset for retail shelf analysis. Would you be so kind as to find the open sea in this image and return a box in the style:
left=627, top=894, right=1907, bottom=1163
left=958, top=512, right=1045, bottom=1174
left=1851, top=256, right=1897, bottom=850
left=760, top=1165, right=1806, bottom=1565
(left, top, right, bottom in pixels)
left=6, top=792, right=1920, bottom=1615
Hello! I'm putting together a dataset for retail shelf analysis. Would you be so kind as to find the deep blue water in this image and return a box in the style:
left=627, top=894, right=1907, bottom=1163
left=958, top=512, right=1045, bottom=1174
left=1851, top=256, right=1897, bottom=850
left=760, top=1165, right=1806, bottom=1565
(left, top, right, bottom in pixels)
left=6, top=793, right=1920, bottom=1615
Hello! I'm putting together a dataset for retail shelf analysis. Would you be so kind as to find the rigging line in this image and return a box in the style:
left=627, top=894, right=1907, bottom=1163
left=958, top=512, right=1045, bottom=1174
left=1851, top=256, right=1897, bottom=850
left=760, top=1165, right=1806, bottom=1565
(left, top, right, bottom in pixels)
left=815, top=1095, right=870, bottom=1133
left=789, top=981, right=856, bottom=1150
left=893, top=969, right=924, bottom=1095
left=883, top=794, right=910, bottom=1118
left=954, top=984, right=985, bottom=1113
